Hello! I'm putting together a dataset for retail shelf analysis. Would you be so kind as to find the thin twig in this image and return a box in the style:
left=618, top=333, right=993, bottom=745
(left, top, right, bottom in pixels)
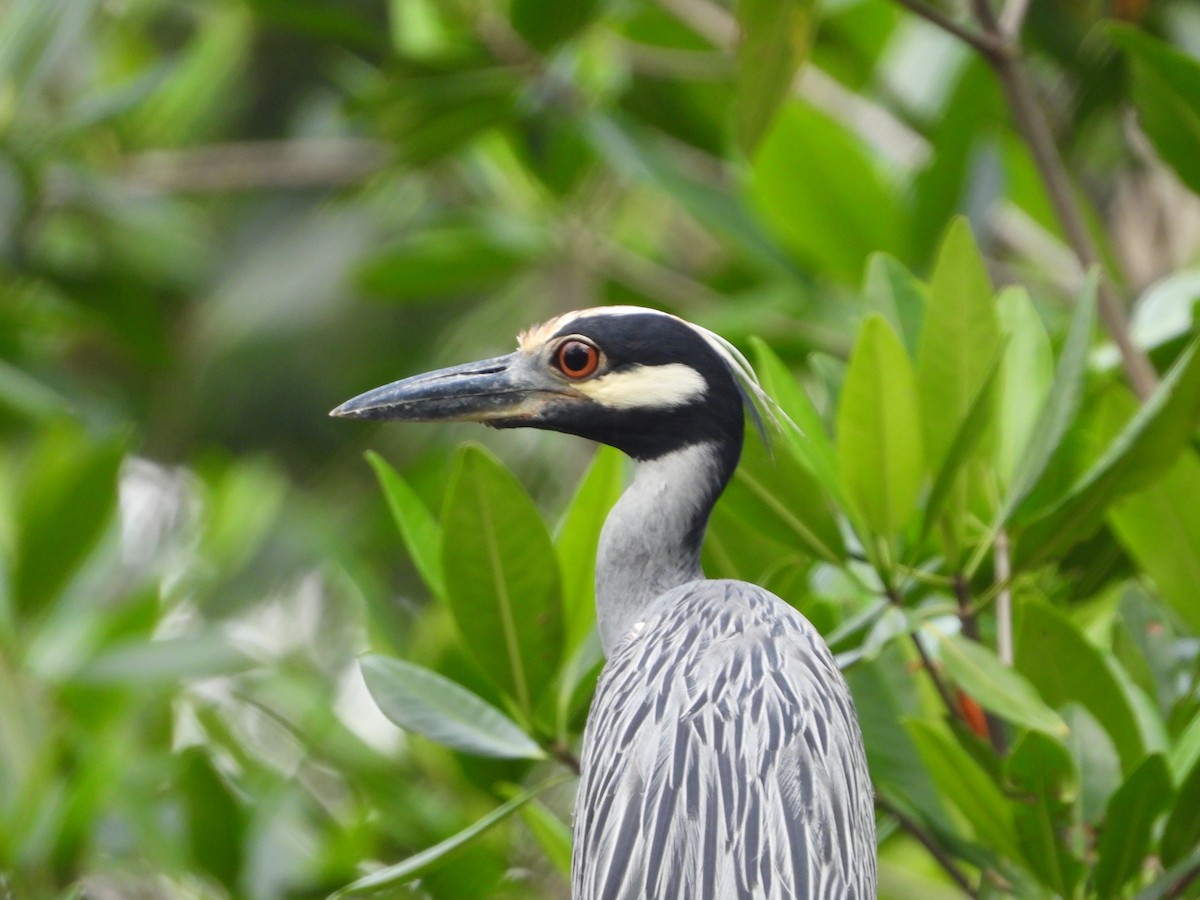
left=952, top=576, right=1008, bottom=756
left=548, top=742, right=582, bottom=776
left=986, top=57, right=1159, bottom=399
left=889, top=587, right=964, bottom=727
left=999, top=0, right=1033, bottom=38
left=889, top=0, right=1007, bottom=63
left=994, top=530, right=1013, bottom=665
left=885, top=0, right=1161, bottom=400
left=876, top=795, right=978, bottom=896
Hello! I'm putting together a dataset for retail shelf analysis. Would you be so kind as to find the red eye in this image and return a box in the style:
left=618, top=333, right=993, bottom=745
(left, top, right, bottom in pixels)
left=556, top=339, right=600, bottom=379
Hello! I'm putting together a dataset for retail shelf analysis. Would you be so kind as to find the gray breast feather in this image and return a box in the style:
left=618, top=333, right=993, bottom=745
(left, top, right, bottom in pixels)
left=572, top=580, right=876, bottom=900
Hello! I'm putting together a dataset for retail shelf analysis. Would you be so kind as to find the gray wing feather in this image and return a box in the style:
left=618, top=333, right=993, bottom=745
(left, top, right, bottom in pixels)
left=572, top=580, right=876, bottom=900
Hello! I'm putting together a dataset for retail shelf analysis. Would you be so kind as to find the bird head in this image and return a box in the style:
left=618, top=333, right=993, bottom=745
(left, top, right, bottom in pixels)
left=331, top=306, right=770, bottom=463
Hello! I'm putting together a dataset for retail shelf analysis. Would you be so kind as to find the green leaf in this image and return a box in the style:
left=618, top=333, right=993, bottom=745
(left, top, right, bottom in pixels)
left=1063, top=704, right=1122, bottom=823
left=734, top=0, right=815, bottom=155
left=514, top=795, right=572, bottom=877
left=511, top=0, right=603, bottom=51
left=1109, top=25, right=1200, bottom=196
left=916, top=217, right=1002, bottom=475
left=749, top=337, right=842, bottom=502
left=441, top=445, right=564, bottom=715
left=367, top=451, right=444, bottom=600
left=180, top=747, right=244, bottom=890
left=1001, top=273, right=1096, bottom=522
left=724, top=429, right=844, bottom=564
left=937, top=632, right=1067, bottom=737
left=750, top=102, right=908, bottom=283
left=1135, top=844, right=1200, bottom=900
left=1005, top=730, right=1083, bottom=897
left=328, top=776, right=571, bottom=898
left=994, top=285, right=1055, bottom=488
left=360, top=654, right=545, bottom=760
left=1015, top=601, right=1158, bottom=774
left=1169, top=714, right=1200, bottom=783
left=1094, top=754, right=1173, bottom=899
left=836, top=315, right=924, bottom=538
left=555, top=446, right=625, bottom=651
left=356, top=226, right=536, bottom=303
left=1161, top=755, right=1200, bottom=867
left=1108, top=446, right=1200, bottom=635
left=13, top=426, right=125, bottom=619
left=922, top=345, right=1005, bottom=539
left=1017, top=337, right=1200, bottom=568
left=71, top=634, right=253, bottom=686
left=905, top=718, right=1020, bottom=859
left=863, top=252, right=926, bottom=359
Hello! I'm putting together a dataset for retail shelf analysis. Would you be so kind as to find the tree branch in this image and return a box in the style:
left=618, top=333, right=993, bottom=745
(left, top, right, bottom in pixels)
left=886, top=0, right=1161, bottom=401
left=876, top=795, right=978, bottom=896
left=994, top=530, right=1014, bottom=666
left=889, top=0, right=1007, bottom=63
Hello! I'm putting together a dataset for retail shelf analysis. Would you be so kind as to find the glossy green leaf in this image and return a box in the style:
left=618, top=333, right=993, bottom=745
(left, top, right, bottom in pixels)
left=836, top=314, right=924, bottom=538
left=937, top=632, right=1067, bottom=737
left=1108, top=446, right=1200, bottom=635
left=735, top=0, right=815, bottom=155
left=1005, top=730, right=1083, bottom=896
left=725, top=429, right=844, bottom=564
left=1170, top=714, right=1200, bottom=783
left=750, top=102, right=908, bottom=283
left=906, top=718, right=1020, bottom=859
left=1161, top=754, right=1200, bottom=867
left=555, top=446, right=625, bottom=652
left=1015, top=601, right=1158, bottom=774
left=922, top=345, right=1004, bottom=539
left=328, top=776, right=571, bottom=898
left=1109, top=25, right=1200, bottom=195
left=441, top=444, right=563, bottom=715
left=863, top=252, right=926, bottom=359
left=916, top=217, right=1001, bottom=475
left=361, top=654, right=545, bottom=760
left=1017, top=337, right=1200, bottom=569
left=749, top=337, right=842, bottom=502
left=1094, top=754, right=1173, bottom=899
left=1001, top=273, right=1095, bottom=522
left=368, top=451, right=444, bottom=600
left=994, top=285, right=1054, bottom=487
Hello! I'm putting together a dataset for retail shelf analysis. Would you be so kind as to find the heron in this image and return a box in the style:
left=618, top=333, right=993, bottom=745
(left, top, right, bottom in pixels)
left=332, top=306, right=877, bottom=899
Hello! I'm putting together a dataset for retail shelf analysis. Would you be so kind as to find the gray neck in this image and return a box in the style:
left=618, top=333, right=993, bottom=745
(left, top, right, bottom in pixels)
left=595, top=442, right=722, bottom=654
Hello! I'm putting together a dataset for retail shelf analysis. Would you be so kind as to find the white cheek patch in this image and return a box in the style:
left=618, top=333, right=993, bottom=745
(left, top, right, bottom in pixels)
left=576, top=363, right=707, bottom=409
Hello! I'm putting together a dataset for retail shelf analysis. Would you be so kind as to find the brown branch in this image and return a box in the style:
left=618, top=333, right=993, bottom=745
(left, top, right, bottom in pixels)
left=885, top=0, right=1161, bottom=400
left=548, top=742, right=582, bottom=776
left=953, top=575, right=1008, bottom=757
left=888, top=588, right=965, bottom=729
left=985, top=57, right=1159, bottom=399
left=116, top=139, right=390, bottom=194
left=889, top=0, right=1008, bottom=63
left=876, top=794, right=978, bottom=896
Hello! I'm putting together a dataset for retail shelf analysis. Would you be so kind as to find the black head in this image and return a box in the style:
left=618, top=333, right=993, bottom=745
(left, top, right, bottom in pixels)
left=331, top=307, right=758, bottom=471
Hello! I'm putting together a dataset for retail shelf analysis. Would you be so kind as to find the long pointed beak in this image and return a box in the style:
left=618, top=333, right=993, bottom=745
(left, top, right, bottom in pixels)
left=330, top=352, right=566, bottom=423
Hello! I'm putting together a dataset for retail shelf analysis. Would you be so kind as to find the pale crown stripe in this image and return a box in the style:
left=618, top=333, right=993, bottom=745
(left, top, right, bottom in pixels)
left=576, top=363, right=707, bottom=409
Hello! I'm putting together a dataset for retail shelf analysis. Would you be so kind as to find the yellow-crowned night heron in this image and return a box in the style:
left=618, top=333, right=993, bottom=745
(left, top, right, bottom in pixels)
left=333, top=307, right=876, bottom=899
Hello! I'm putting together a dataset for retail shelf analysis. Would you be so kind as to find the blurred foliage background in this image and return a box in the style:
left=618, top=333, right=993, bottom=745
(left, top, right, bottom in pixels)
left=3, top=0, right=1200, bottom=897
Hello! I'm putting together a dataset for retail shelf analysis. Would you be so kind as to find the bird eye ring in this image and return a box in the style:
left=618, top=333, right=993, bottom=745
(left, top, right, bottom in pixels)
left=556, top=339, right=600, bottom=379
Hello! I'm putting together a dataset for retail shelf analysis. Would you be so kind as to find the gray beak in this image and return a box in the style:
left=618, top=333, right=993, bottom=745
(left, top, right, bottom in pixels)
left=330, top=351, right=569, bottom=423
